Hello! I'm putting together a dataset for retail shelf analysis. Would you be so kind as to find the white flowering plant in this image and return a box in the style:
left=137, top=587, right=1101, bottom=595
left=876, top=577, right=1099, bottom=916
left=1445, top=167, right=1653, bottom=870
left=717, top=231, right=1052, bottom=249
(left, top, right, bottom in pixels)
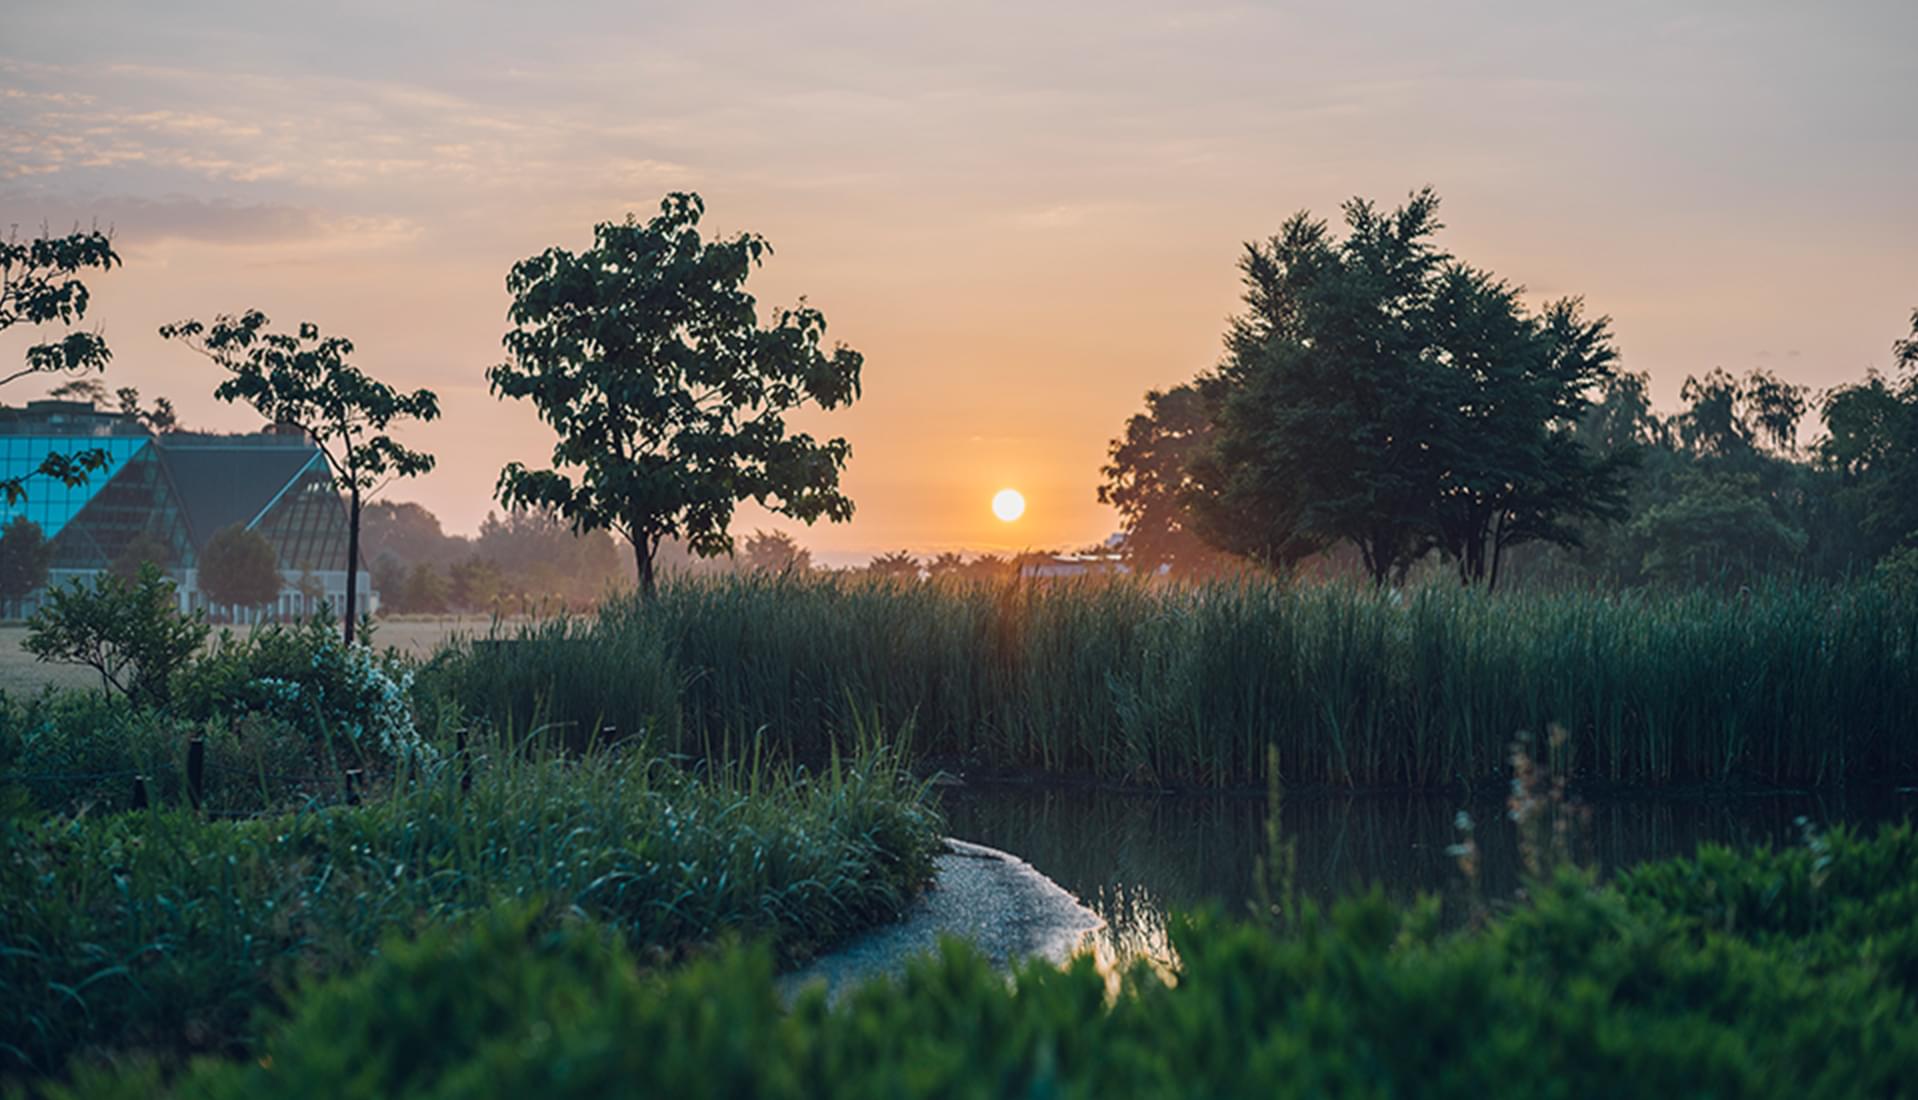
left=175, top=613, right=436, bottom=768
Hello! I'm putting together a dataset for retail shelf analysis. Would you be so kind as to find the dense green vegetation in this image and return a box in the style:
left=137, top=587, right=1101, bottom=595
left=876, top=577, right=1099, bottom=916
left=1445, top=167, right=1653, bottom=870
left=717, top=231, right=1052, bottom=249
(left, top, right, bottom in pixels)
left=1, top=736, right=936, bottom=1078
left=432, top=574, right=1918, bottom=789
left=1, top=600, right=941, bottom=1084
left=48, top=824, right=1918, bottom=1099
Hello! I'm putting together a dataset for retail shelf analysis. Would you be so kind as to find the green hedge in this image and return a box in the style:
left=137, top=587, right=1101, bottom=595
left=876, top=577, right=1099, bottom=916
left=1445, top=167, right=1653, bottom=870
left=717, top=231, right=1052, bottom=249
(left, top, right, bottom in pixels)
left=51, top=824, right=1918, bottom=1099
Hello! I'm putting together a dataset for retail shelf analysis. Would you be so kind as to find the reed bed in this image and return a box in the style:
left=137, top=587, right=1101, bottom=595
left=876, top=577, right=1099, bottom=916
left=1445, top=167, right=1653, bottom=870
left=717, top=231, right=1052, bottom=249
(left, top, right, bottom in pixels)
left=0, top=736, right=939, bottom=1077
left=430, top=575, right=1918, bottom=789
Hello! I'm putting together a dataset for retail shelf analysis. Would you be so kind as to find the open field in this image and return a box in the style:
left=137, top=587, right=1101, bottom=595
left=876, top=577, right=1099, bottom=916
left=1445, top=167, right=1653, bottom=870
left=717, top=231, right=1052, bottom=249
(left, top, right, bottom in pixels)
left=0, top=617, right=487, bottom=695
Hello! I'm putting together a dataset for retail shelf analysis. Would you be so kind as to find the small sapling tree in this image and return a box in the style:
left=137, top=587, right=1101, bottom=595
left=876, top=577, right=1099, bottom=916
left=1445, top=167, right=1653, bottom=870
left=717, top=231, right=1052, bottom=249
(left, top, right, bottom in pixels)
left=160, top=312, right=439, bottom=643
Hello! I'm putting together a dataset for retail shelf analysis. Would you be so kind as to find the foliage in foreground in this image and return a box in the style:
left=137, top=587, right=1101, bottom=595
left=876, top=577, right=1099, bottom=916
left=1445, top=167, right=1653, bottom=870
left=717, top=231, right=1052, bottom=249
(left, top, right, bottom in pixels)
left=0, top=743, right=939, bottom=1078
left=431, top=575, right=1918, bottom=788
left=57, top=824, right=1918, bottom=1099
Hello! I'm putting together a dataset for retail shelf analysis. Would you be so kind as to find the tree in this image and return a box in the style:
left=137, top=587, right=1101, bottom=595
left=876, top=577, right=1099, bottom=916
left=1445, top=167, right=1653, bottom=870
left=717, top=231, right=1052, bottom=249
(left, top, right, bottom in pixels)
left=0, top=516, right=52, bottom=613
left=109, top=530, right=174, bottom=581
left=403, top=562, right=449, bottom=614
left=0, top=228, right=121, bottom=503
left=1189, top=192, right=1452, bottom=585
left=1817, top=308, right=1918, bottom=558
left=1629, top=470, right=1808, bottom=587
left=363, top=500, right=467, bottom=568
left=1423, top=272, right=1634, bottom=588
left=160, top=312, right=440, bottom=644
left=198, top=524, right=283, bottom=612
left=24, top=563, right=208, bottom=705
left=1188, top=190, right=1629, bottom=587
left=488, top=193, right=863, bottom=599
left=866, top=550, right=920, bottom=580
left=741, top=529, right=812, bottom=575
left=1099, top=381, right=1236, bottom=577
left=115, top=385, right=180, bottom=432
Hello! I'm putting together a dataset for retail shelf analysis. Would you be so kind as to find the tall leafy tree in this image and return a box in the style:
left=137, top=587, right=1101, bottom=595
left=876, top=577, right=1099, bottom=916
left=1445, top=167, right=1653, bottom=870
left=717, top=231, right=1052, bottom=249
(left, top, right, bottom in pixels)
left=0, top=228, right=121, bottom=503
left=1424, top=270, right=1634, bottom=588
left=1189, top=192, right=1452, bottom=585
left=1818, top=307, right=1918, bottom=557
left=1098, top=381, right=1234, bottom=577
left=1188, top=190, right=1629, bottom=587
left=198, top=524, right=283, bottom=612
left=160, top=312, right=440, bottom=643
left=488, top=193, right=863, bottom=598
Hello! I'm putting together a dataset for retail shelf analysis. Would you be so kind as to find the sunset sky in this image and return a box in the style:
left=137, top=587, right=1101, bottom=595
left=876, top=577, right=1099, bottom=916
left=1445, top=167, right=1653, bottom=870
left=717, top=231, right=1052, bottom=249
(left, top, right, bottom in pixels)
left=3, top=1, right=1914, bottom=566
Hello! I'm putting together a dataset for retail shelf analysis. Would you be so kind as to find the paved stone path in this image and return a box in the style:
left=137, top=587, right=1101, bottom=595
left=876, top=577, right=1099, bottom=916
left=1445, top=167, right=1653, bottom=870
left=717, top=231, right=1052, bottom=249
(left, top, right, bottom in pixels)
left=778, top=838, right=1103, bottom=1002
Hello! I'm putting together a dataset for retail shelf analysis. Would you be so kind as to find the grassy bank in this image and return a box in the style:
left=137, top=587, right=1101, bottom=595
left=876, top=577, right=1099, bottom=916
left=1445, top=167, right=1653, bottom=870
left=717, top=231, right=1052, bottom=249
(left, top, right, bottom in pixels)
left=55, top=823, right=1918, bottom=1098
left=1, top=739, right=939, bottom=1079
left=429, top=576, right=1918, bottom=789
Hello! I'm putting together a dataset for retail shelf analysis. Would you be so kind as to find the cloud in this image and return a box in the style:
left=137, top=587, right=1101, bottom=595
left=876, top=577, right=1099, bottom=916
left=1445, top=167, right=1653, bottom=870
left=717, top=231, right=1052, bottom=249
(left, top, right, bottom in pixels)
left=0, top=190, right=417, bottom=249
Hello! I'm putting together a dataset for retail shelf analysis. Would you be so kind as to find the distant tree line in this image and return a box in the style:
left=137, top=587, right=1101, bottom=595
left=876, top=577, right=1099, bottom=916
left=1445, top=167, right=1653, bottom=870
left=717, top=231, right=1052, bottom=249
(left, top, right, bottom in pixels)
left=1101, top=189, right=1918, bottom=591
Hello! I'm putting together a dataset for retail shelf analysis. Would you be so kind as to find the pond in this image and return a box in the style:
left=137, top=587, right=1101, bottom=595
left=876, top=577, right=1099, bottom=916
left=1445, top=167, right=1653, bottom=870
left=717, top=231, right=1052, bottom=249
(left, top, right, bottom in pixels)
left=937, top=782, right=1918, bottom=968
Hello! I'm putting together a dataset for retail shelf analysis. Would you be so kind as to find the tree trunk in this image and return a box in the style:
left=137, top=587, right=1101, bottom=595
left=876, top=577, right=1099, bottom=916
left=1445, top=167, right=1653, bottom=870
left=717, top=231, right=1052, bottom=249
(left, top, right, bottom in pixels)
left=635, top=534, right=656, bottom=601
left=344, top=483, right=361, bottom=645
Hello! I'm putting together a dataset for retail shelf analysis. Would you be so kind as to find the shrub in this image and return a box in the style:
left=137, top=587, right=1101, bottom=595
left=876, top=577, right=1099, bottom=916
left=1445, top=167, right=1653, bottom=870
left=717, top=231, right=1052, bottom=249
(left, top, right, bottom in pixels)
left=0, top=740, right=938, bottom=1078
left=173, top=614, right=431, bottom=769
left=23, top=565, right=208, bottom=707
left=54, top=825, right=1918, bottom=1099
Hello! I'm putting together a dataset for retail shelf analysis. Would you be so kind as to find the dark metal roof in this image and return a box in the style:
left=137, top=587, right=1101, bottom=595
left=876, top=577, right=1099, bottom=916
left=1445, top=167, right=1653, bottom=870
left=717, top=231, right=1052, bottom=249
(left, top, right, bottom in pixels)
left=156, top=438, right=326, bottom=549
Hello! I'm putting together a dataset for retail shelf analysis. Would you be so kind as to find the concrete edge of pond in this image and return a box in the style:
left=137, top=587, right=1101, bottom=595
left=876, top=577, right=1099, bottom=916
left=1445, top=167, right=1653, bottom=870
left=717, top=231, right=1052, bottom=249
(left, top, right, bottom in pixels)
left=777, top=837, right=1105, bottom=1004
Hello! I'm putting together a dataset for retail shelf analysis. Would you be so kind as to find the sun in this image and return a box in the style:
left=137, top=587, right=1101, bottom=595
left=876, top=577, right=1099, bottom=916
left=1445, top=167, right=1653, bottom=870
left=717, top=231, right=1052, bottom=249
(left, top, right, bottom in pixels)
left=991, top=488, right=1026, bottom=522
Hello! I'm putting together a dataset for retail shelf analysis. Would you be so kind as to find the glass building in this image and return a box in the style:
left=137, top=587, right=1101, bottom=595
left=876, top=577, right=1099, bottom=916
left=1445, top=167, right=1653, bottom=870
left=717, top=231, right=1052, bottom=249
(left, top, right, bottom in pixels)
left=0, top=401, right=373, bottom=619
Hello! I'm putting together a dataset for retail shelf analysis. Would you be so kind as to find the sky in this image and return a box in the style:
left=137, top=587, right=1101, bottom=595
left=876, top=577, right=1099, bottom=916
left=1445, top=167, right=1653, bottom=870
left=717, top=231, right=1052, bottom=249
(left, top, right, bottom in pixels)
left=3, top=1, right=1914, bottom=567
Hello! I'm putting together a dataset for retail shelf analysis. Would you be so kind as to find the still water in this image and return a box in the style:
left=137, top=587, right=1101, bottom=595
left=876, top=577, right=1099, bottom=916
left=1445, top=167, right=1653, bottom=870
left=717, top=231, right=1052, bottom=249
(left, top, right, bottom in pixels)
left=938, top=782, right=1917, bottom=967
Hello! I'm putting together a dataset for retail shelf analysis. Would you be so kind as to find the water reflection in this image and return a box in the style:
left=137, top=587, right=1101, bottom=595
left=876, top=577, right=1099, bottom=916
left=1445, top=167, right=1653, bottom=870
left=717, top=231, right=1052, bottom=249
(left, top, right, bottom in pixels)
left=938, top=783, right=1916, bottom=969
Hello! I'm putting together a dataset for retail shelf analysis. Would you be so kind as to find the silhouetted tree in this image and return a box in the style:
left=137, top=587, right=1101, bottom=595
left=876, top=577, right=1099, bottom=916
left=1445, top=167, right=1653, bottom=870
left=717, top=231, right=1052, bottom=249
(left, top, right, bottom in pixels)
left=741, top=529, right=811, bottom=575
left=488, top=193, right=863, bottom=599
left=198, top=524, right=282, bottom=612
left=866, top=551, right=920, bottom=580
left=114, top=386, right=180, bottom=432
left=1099, top=381, right=1234, bottom=577
left=1818, top=307, right=1918, bottom=557
left=1188, top=189, right=1629, bottom=587
left=161, top=312, right=440, bottom=644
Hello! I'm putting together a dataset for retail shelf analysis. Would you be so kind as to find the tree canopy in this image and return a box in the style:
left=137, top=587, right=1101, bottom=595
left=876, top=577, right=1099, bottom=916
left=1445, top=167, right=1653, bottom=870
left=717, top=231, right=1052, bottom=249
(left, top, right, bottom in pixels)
left=488, top=192, right=863, bottom=598
left=1167, top=189, right=1630, bottom=587
left=1098, top=381, right=1234, bottom=578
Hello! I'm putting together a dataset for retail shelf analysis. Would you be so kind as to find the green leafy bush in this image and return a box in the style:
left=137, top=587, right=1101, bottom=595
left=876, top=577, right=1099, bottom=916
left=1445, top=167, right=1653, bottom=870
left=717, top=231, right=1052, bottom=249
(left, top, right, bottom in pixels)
left=174, top=614, right=431, bottom=768
left=0, top=690, right=345, bottom=817
left=23, top=565, right=208, bottom=707
left=0, top=739, right=937, bottom=1079
left=55, top=825, right=1918, bottom=1099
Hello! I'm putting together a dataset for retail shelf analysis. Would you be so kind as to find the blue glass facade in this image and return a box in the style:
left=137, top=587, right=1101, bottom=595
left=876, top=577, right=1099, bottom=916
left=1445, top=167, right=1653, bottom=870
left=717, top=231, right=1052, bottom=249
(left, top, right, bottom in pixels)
left=0, top=435, right=152, bottom=540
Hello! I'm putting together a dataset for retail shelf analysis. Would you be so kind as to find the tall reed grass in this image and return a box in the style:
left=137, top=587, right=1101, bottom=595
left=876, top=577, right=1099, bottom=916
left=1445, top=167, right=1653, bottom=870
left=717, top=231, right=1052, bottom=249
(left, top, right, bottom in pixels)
left=428, top=575, right=1918, bottom=789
